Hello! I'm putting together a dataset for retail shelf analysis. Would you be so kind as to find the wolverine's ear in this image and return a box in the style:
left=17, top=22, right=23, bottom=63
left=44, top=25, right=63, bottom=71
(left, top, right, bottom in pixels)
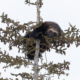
left=48, top=26, right=51, bottom=28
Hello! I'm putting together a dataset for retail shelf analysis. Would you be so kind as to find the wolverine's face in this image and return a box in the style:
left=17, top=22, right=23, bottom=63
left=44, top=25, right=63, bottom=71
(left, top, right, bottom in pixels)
left=45, top=27, right=58, bottom=38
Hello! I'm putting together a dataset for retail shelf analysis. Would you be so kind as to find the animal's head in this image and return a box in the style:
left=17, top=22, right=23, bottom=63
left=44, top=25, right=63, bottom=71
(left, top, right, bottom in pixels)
left=29, top=21, right=62, bottom=40
left=43, top=22, right=61, bottom=38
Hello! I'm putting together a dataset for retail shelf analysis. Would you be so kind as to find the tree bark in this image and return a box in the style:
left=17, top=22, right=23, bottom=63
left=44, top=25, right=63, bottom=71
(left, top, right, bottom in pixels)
left=34, top=0, right=40, bottom=80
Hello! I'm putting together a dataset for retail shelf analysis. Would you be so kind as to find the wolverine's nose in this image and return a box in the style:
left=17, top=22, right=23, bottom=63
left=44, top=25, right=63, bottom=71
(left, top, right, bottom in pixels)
left=48, top=31, right=54, bottom=38
left=48, top=31, right=57, bottom=38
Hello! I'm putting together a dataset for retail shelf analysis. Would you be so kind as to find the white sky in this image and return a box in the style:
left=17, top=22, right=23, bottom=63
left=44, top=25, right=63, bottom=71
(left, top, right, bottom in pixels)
left=0, top=0, right=80, bottom=80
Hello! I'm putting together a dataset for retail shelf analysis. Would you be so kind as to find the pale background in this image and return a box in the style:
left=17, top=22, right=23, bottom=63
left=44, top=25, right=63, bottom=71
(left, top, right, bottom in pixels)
left=0, top=0, right=80, bottom=80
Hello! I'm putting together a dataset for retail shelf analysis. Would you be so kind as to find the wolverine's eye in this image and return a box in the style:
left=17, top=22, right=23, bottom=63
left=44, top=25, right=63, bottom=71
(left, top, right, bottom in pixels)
left=54, top=32, right=57, bottom=36
left=49, top=30, right=53, bottom=34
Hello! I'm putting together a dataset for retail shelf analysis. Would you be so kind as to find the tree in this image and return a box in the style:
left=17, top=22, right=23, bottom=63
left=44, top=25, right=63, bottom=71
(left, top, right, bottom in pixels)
left=0, top=0, right=80, bottom=80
